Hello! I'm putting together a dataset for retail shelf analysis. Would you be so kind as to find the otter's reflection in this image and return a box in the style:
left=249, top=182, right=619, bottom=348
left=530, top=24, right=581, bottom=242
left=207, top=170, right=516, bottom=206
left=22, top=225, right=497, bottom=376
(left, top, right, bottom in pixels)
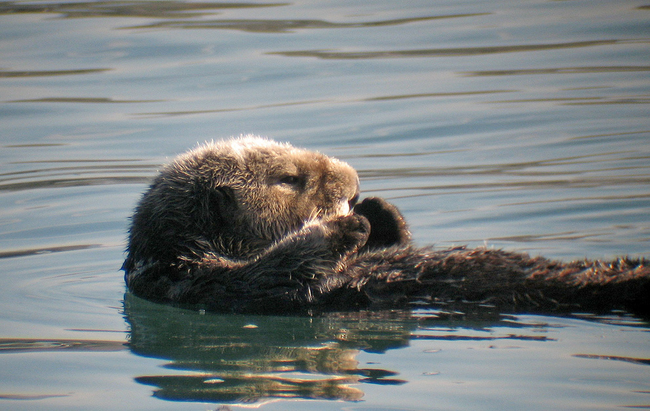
left=124, top=293, right=420, bottom=403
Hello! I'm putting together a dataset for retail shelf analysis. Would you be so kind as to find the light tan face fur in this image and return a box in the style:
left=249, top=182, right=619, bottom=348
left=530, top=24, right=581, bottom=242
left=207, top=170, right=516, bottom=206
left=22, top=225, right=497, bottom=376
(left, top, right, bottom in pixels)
left=168, top=136, right=360, bottom=246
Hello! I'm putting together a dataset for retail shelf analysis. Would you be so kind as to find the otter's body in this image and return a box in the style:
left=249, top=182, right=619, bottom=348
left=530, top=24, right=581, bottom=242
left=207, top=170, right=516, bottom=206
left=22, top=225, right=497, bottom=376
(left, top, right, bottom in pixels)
left=124, top=137, right=649, bottom=316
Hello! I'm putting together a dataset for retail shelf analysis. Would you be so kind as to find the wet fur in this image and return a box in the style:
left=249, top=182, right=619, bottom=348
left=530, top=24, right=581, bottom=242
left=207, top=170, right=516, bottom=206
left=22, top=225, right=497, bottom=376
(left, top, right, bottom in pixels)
left=124, top=137, right=650, bottom=316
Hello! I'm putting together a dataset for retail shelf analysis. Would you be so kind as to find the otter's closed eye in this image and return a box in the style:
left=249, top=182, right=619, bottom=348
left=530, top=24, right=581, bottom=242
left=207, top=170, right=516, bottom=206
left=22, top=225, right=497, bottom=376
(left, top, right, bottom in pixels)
left=278, top=175, right=302, bottom=186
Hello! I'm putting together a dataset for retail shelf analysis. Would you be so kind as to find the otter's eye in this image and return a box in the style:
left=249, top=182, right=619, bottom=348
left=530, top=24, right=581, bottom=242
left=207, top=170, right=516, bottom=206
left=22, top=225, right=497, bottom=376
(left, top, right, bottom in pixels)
left=279, top=175, right=302, bottom=187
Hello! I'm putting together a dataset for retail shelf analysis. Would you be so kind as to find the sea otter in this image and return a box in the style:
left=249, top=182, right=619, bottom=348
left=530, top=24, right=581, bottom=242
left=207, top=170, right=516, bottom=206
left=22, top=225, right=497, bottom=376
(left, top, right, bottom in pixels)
left=124, top=136, right=650, bottom=316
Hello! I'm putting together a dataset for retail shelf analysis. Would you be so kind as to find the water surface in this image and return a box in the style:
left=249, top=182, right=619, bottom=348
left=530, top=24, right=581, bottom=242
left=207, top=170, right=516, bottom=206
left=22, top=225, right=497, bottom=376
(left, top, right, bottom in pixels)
left=0, top=0, right=649, bottom=410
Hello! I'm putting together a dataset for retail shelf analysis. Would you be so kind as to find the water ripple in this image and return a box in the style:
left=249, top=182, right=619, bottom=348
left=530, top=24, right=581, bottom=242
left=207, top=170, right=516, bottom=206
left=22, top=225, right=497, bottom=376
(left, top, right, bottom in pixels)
left=0, top=1, right=286, bottom=18
left=8, top=97, right=165, bottom=104
left=0, top=161, right=156, bottom=191
left=0, top=69, right=111, bottom=78
left=125, top=14, right=489, bottom=33
left=358, top=152, right=650, bottom=180
left=573, top=354, right=650, bottom=367
left=269, top=39, right=644, bottom=59
left=136, top=91, right=512, bottom=117
left=488, top=96, right=650, bottom=106
left=0, top=244, right=101, bottom=259
left=461, top=66, right=650, bottom=77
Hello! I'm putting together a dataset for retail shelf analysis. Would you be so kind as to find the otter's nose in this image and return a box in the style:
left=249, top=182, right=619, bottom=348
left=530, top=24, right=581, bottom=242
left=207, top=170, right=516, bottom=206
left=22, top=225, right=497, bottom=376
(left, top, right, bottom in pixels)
left=336, top=193, right=359, bottom=216
left=349, top=193, right=359, bottom=209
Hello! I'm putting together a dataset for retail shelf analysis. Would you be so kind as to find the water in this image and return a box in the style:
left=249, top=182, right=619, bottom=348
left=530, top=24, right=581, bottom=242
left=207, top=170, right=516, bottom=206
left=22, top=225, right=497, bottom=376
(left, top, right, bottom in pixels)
left=0, top=0, right=649, bottom=409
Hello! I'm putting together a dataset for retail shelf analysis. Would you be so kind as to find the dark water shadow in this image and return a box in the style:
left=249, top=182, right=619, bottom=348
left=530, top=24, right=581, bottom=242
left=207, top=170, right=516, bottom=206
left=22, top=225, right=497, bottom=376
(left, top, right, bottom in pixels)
left=123, top=293, right=557, bottom=404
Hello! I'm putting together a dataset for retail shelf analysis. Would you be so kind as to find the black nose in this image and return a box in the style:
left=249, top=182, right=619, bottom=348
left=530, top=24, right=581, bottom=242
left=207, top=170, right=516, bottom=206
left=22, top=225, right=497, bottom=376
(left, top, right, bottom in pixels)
left=349, top=193, right=359, bottom=208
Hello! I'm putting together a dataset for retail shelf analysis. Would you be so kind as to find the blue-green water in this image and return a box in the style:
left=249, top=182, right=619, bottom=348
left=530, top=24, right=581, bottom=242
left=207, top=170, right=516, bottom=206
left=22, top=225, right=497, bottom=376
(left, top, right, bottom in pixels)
left=1, top=1, right=649, bottom=409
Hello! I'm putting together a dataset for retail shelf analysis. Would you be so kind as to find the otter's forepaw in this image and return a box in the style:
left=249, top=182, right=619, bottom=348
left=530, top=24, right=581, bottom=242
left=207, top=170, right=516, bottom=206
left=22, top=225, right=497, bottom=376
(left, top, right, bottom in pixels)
left=353, top=197, right=411, bottom=249
left=326, top=214, right=370, bottom=256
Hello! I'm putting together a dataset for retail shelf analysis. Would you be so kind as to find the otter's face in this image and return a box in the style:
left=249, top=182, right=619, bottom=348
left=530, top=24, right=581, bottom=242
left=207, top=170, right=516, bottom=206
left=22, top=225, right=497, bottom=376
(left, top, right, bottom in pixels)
left=237, top=142, right=360, bottom=242
left=126, top=137, right=360, bottom=264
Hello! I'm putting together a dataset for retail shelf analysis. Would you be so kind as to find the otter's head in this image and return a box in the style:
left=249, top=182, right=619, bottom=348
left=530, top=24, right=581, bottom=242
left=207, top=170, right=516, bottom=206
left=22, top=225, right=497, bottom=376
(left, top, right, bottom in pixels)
left=124, top=136, right=360, bottom=270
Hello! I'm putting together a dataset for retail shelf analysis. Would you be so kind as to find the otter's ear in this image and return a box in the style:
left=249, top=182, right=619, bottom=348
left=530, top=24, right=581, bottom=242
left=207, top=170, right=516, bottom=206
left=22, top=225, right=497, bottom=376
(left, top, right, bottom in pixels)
left=208, top=186, right=237, bottom=226
left=194, top=184, right=237, bottom=229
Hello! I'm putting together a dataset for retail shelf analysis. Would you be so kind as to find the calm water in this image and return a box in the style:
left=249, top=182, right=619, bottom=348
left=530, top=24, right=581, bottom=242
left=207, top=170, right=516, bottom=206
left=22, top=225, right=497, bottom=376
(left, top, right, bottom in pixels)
left=1, top=0, right=649, bottom=410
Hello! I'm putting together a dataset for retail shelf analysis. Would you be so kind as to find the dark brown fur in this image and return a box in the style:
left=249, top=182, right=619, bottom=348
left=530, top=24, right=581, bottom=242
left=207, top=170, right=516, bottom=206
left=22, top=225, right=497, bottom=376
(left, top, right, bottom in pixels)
left=124, top=137, right=650, bottom=316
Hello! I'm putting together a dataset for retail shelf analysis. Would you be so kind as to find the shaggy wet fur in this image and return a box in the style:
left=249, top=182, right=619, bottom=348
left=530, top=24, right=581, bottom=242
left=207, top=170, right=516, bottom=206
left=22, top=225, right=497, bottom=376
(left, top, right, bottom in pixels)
left=124, top=137, right=650, bottom=316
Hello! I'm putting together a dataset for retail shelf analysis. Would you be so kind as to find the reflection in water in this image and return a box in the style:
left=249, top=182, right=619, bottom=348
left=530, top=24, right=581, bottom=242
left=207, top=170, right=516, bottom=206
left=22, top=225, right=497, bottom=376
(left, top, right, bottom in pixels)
left=124, top=294, right=412, bottom=403
left=123, top=293, right=551, bottom=404
left=0, top=338, right=125, bottom=353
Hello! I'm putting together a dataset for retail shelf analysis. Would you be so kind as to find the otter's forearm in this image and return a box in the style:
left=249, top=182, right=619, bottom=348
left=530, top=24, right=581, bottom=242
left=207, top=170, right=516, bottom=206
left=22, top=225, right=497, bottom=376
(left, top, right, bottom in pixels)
left=171, top=217, right=368, bottom=311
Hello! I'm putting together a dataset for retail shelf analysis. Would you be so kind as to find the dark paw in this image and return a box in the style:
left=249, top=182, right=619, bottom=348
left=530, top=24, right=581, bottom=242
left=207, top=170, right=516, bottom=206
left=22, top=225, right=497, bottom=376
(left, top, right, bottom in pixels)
left=326, top=214, right=370, bottom=256
left=353, top=197, right=411, bottom=249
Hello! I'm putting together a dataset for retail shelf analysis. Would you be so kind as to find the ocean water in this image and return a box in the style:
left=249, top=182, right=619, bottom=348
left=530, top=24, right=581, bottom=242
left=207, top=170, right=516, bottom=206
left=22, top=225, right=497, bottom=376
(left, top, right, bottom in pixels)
left=0, top=0, right=649, bottom=410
